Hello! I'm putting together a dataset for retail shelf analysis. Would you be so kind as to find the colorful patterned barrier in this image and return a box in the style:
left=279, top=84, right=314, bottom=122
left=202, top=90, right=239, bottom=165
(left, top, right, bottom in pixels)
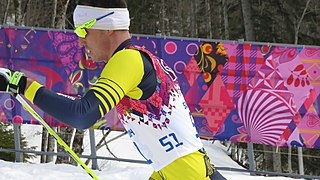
left=0, top=27, right=319, bottom=148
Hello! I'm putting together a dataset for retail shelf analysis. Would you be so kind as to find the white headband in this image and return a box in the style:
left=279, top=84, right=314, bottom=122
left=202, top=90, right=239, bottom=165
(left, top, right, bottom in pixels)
left=73, top=5, right=130, bottom=30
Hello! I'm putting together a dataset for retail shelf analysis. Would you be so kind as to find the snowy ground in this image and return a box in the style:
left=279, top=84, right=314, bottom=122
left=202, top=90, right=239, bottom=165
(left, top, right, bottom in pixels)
left=0, top=124, right=297, bottom=180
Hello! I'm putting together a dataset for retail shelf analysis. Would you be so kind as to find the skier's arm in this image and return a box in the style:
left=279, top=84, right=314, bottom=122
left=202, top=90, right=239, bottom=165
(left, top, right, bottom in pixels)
left=24, top=49, right=145, bottom=129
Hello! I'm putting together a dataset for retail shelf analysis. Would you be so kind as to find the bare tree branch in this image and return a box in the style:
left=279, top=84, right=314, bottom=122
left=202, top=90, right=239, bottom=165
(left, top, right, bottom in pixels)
left=3, top=0, right=10, bottom=24
left=295, top=0, right=312, bottom=44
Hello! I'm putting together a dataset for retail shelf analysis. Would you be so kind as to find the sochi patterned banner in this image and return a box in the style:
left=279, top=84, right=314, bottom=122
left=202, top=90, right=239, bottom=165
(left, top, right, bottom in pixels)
left=0, top=27, right=320, bottom=148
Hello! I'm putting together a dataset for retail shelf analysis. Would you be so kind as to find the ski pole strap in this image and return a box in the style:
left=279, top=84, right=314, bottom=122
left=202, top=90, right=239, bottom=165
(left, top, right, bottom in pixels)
left=7, top=71, right=25, bottom=94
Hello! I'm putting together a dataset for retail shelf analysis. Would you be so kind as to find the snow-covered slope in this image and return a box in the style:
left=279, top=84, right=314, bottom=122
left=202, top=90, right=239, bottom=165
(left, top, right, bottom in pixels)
left=0, top=124, right=295, bottom=180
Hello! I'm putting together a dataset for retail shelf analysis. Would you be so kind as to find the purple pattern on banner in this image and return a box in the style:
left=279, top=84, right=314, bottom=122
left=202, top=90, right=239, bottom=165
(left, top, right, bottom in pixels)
left=221, top=44, right=265, bottom=103
left=1, top=27, right=320, bottom=149
left=272, top=46, right=299, bottom=64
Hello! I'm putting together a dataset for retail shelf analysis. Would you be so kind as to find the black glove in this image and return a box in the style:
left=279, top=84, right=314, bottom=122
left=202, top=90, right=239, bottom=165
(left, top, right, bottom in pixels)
left=0, top=68, right=27, bottom=95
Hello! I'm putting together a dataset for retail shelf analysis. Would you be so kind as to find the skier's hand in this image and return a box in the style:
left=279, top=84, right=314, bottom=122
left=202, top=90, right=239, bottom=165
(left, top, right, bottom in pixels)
left=0, top=68, right=27, bottom=95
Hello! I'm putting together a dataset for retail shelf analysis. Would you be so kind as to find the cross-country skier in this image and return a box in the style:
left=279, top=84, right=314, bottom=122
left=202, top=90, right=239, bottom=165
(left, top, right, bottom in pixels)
left=0, top=0, right=226, bottom=179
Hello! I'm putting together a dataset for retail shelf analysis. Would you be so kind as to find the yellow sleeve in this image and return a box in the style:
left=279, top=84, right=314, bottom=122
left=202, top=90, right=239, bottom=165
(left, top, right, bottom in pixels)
left=100, top=49, right=144, bottom=99
left=89, top=49, right=144, bottom=114
left=24, top=81, right=43, bottom=104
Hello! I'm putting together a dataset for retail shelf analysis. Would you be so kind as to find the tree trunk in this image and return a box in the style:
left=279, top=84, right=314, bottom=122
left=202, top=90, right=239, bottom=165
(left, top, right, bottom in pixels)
left=230, top=142, right=239, bottom=162
left=71, top=129, right=84, bottom=166
left=55, top=127, right=73, bottom=164
left=0, top=1, right=5, bottom=23
left=160, top=0, right=166, bottom=35
left=55, top=0, right=70, bottom=29
left=177, top=0, right=183, bottom=36
left=288, top=146, right=292, bottom=173
left=241, top=0, right=255, bottom=41
left=263, top=145, right=273, bottom=171
left=51, top=0, right=58, bottom=28
left=35, top=1, right=47, bottom=27
left=13, top=0, right=23, bottom=25
left=40, top=127, right=48, bottom=163
left=222, top=0, right=230, bottom=39
left=21, top=0, right=30, bottom=22
left=272, top=146, right=282, bottom=172
left=55, top=127, right=83, bottom=165
left=3, top=0, right=11, bottom=24
left=46, top=128, right=56, bottom=163
left=217, top=0, right=223, bottom=39
left=205, top=0, right=212, bottom=39
left=190, top=0, right=197, bottom=37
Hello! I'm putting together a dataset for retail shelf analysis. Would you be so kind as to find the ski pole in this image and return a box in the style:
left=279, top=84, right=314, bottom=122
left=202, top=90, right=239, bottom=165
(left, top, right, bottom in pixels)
left=15, top=95, right=99, bottom=180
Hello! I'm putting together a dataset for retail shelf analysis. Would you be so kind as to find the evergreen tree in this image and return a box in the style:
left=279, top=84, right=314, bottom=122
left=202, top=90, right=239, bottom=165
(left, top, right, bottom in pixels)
left=0, top=123, right=15, bottom=161
left=0, top=122, right=35, bottom=162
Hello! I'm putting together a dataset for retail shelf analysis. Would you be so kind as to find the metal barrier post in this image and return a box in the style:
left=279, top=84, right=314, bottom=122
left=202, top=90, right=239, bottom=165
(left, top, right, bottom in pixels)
left=247, top=142, right=256, bottom=175
left=298, top=147, right=304, bottom=175
left=89, top=129, right=98, bottom=170
left=13, top=123, right=22, bottom=162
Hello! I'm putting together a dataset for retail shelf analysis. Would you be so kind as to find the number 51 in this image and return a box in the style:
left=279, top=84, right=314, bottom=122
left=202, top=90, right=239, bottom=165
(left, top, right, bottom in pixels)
left=159, top=133, right=183, bottom=152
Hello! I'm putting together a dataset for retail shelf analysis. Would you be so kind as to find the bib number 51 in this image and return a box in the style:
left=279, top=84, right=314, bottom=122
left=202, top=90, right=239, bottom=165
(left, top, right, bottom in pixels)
left=159, top=133, right=183, bottom=152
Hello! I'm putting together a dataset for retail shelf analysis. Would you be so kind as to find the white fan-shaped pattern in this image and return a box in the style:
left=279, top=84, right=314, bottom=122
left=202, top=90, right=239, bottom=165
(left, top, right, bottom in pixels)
left=237, top=89, right=294, bottom=145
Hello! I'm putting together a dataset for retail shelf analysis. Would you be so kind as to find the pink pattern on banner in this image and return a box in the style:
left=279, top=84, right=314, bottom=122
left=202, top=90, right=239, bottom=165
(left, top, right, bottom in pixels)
left=199, top=75, right=233, bottom=135
left=221, top=43, right=265, bottom=103
left=12, top=115, right=23, bottom=124
left=301, top=89, right=318, bottom=113
left=2, top=27, right=320, bottom=149
left=4, top=28, right=18, bottom=44
left=297, top=108, right=320, bottom=148
left=186, top=43, right=198, bottom=56
left=272, top=46, right=299, bottom=64
left=4, top=98, right=15, bottom=110
left=48, top=32, right=82, bottom=76
left=184, top=57, right=201, bottom=87
left=173, top=61, right=186, bottom=74
left=275, top=52, right=313, bottom=111
left=299, top=48, right=320, bottom=59
left=287, top=127, right=304, bottom=147
left=230, top=126, right=250, bottom=142
left=237, top=89, right=294, bottom=145
left=250, top=58, right=296, bottom=112
left=277, top=126, right=292, bottom=146
left=222, top=42, right=238, bottom=56
left=164, top=41, right=177, bottom=55
left=248, top=55, right=298, bottom=145
left=299, top=48, right=320, bottom=96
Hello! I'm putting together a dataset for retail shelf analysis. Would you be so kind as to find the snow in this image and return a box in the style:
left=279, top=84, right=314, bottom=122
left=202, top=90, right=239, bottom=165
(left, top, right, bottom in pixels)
left=0, top=124, right=296, bottom=180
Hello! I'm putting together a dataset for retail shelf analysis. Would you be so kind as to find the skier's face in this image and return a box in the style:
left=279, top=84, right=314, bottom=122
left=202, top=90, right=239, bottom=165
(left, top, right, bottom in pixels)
left=78, top=29, right=114, bottom=63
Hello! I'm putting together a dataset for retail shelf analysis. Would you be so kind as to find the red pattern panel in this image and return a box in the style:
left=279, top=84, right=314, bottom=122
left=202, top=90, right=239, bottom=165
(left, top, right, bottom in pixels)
left=199, top=75, right=233, bottom=135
